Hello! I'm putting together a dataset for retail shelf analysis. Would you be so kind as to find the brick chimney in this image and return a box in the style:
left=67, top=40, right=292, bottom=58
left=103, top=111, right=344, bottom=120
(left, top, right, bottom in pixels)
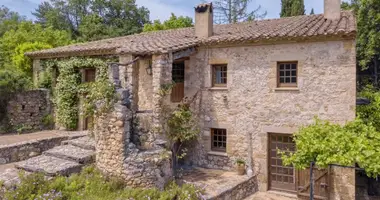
left=324, top=0, right=341, bottom=20
left=194, top=3, right=213, bottom=38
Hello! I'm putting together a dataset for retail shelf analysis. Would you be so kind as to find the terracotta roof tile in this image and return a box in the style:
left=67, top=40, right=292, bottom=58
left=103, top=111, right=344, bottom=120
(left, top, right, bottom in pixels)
left=26, top=11, right=356, bottom=58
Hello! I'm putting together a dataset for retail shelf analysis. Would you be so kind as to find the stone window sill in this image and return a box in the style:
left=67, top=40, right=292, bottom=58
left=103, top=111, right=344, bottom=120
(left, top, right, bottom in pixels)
left=209, top=87, right=228, bottom=91
left=274, top=87, right=300, bottom=92
left=208, top=151, right=228, bottom=157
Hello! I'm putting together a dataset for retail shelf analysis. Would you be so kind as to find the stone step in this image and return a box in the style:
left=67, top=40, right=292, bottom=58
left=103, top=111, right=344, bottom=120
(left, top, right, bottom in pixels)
left=15, top=155, right=83, bottom=176
left=0, top=168, right=21, bottom=188
left=43, top=145, right=95, bottom=164
left=62, top=136, right=95, bottom=151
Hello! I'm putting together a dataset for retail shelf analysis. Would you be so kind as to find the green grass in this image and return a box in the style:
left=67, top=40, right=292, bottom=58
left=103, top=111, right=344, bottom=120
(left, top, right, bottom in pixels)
left=2, top=166, right=203, bottom=200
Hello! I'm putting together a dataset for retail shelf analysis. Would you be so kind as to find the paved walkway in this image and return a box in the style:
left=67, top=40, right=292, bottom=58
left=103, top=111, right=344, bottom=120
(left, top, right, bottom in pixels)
left=0, top=130, right=86, bottom=146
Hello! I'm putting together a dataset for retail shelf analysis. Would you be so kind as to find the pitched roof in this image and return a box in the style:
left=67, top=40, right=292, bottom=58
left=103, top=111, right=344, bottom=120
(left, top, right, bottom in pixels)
left=26, top=11, right=356, bottom=58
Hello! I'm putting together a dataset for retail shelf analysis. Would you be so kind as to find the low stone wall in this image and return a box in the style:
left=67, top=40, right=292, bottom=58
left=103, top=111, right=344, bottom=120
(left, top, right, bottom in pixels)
left=207, top=175, right=258, bottom=200
left=0, top=132, right=86, bottom=164
left=4, top=89, right=52, bottom=133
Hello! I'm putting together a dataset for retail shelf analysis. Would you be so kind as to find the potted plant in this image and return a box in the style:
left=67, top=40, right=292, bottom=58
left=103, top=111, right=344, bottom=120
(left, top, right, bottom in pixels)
left=236, top=158, right=246, bottom=175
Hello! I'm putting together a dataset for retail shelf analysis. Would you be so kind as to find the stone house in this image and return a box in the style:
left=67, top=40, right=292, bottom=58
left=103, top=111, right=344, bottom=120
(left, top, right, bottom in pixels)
left=27, top=0, right=358, bottom=199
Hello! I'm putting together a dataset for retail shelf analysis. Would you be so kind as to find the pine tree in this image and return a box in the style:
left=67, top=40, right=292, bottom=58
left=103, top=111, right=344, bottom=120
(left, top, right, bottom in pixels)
left=280, top=0, right=305, bottom=17
left=310, top=8, right=315, bottom=15
left=211, top=0, right=267, bottom=24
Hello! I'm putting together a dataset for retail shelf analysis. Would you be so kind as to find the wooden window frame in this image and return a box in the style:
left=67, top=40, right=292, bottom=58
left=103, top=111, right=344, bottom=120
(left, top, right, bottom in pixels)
left=277, top=62, right=298, bottom=88
left=211, top=128, right=227, bottom=152
left=212, top=64, right=228, bottom=87
left=84, top=68, right=96, bottom=83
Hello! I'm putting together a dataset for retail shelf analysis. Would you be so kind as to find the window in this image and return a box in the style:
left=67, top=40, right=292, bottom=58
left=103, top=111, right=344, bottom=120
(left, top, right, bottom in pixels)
left=85, top=68, right=96, bottom=82
left=211, top=128, right=227, bottom=152
left=278, top=62, right=297, bottom=87
left=212, top=64, right=227, bottom=87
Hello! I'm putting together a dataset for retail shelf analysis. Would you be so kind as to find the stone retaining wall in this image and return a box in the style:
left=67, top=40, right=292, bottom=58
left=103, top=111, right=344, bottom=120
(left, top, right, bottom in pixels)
left=208, top=175, right=258, bottom=200
left=3, top=89, right=52, bottom=133
left=0, top=133, right=86, bottom=164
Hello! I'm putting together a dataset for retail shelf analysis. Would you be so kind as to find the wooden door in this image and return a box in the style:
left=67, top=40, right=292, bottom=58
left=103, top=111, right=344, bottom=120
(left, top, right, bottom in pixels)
left=171, top=62, right=185, bottom=102
left=269, top=133, right=297, bottom=193
left=297, top=167, right=330, bottom=200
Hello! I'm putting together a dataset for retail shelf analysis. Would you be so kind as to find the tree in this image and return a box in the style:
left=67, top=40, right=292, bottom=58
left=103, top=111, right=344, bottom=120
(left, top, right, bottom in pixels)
left=310, top=8, right=315, bottom=15
left=280, top=0, right=305, bottom=17
left=210, top=0, right=267, bottom=24
left=356, top=0, right=380, bottom=78
left=0, top=6, right=25, bottom=37
left=0, top=21, right=71, bottom=74
left=33, top=0, right=150, bottom=41
left=341, top=0, right=359, bottom=10
left=143, top=13, right=193, bottom=32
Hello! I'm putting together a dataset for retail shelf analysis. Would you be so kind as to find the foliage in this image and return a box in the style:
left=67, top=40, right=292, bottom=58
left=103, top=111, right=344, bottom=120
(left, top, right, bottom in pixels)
left=2, top=166, right=203, bottom=200
left=282, top=118, right=380, bottom=178
left=356, top=0, right=380, bottom=71
left=0, top=68, right=32, bottom=124
left=54, top=57, right=115, bottom=130
left=0, top=21, right=71, bottom=74
left=143, top=13, right=193, bottom=32
left=357, top=85, right=380, bottom=132
left=0, top=6, right=25, bottom=37
left=33, top=0, right=150, bottom=41
left=236, top=158, right=246, bottom=165
left=42, top=114, right=54, bottom=128
left=280, top=0, right=305, bottom=17
left=210, top=0, right=267, bottom=24
left=341, top=0, right=360, bottom=11
left=15, top=124, right=33, bottom=134
left=12, top=42, right=52, bottom=77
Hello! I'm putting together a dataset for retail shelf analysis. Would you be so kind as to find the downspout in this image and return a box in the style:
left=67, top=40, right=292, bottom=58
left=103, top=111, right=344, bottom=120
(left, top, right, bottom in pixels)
left=247, top=130, right=253, bottom=176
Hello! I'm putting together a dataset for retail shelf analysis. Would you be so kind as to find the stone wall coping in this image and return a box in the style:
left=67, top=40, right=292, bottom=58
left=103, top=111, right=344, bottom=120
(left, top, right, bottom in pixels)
left=0, top=132, right=87, bottom=149
left=205, top=175, right=256, bottom=199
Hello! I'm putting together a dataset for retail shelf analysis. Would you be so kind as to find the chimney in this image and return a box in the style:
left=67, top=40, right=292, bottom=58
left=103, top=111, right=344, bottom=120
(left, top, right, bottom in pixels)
left=324, top=0, right=341, bottom=20
left=194, top=3, right=213, bottom=38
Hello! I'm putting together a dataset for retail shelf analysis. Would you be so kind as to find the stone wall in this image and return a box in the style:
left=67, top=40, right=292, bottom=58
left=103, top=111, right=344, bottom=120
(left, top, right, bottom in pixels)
left=5, top=89, right=52, bottom=132
left=0, top=131, right=86, bottom=164
left=94, top=55, right=173, bottom=189
left=330, top=166, right=356, bottom=200
left=183, top=39, right=356, bottom=191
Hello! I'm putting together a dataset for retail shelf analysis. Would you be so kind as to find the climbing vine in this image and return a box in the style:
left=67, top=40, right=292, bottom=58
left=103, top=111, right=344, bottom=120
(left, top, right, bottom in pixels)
left=53, top=57, right=115, bottom=130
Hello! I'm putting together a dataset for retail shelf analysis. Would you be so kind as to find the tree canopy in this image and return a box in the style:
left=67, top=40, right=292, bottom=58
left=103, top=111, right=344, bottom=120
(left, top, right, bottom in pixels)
left=33, top=0, right=150, bottom=41
left=280, top=0, right=305, bottom=17
left=143, top=13, right=193, bottom=32
left=210, top=0, right=267, bottom=24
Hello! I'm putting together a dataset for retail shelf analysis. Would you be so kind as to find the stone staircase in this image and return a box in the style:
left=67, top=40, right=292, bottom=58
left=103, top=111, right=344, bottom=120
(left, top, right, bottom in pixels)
left=0, top=136, right=95, bottom=187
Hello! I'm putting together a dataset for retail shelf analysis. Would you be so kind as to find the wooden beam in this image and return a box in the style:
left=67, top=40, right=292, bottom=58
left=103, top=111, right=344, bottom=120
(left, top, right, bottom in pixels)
left=173, top=47, right=196, bottom=60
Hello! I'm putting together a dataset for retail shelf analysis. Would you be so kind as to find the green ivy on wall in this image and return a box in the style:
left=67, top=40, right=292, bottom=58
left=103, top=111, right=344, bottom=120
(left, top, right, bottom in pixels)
left=53, top=57, right=115, bottom=130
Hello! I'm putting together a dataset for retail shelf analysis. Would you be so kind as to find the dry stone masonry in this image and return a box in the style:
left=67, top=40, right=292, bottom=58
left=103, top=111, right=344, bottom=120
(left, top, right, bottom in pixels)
left=4, top=89, right=52, bottom=132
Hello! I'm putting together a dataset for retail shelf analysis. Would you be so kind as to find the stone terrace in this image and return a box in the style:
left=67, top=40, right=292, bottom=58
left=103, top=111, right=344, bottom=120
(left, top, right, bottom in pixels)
left=181, top=167, right=258, bottom=200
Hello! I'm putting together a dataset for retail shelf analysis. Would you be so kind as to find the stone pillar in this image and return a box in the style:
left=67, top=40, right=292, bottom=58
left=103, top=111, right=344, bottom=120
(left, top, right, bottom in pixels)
left=151, top=54, right=172, bottom=143
left=330, top=165, right=356, bottom=200
left=33, top=59, right=41, bottom=88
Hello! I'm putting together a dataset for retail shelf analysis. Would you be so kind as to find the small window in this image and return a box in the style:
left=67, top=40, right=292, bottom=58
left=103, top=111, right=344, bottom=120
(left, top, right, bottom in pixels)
left=278, top=62, right=297, bottom=87
left=211, top=128, right=227, bottom=152
left=212, top=64, right=227, bottom=87
left=85, top=69, right=96, bottom=82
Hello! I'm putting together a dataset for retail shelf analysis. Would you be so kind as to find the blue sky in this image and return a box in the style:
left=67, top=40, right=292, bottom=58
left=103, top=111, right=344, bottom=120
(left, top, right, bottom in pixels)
left=0, top=0, right=347, bottom=21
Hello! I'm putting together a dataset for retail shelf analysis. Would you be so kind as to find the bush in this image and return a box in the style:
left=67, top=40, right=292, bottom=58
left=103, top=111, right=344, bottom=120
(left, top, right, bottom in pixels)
left=2, top=166, right=203, bottom=200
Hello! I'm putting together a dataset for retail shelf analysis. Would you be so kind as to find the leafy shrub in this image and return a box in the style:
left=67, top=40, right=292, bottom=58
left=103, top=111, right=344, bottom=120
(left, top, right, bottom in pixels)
left=357, top=85, right=380, bottom=131
left=282, top=118, right=380, bottom=178
left=2, top=166, right=203, bottom=200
